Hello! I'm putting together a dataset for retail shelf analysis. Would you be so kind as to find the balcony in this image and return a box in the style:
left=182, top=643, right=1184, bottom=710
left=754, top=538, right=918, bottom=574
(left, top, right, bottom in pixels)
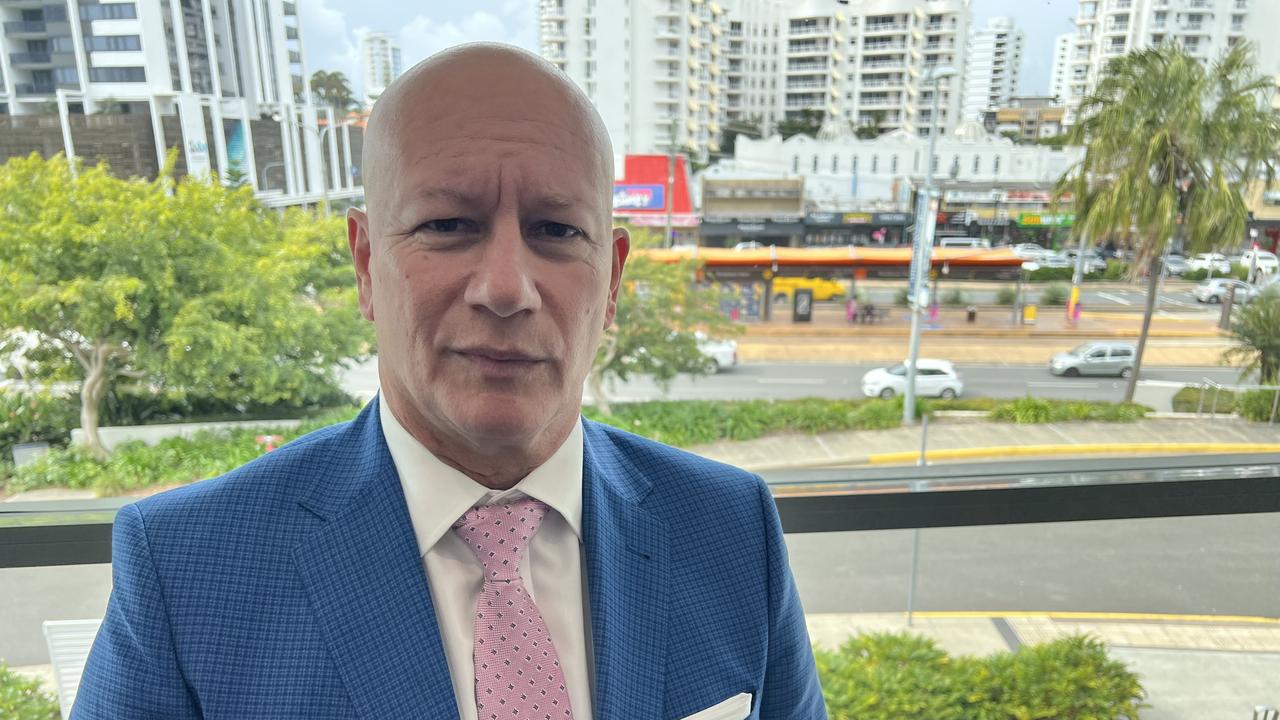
left=788, top=25, right=830, bottom=38
left=13, top=80, right=76, bottom=95
left=282, top=1, right=296, bottom=15
left=862, top=41, right=906, bottom=54
left=863, top=23, right=908, bottom=35
left=786, top=62, right=828, bottom=73
left=4, top=20, right=47, bottom=35
left=862, top=58, right=905, bottom=70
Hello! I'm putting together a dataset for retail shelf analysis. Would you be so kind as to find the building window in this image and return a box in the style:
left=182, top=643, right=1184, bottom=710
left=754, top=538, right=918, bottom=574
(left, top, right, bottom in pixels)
left=871, top=155, right=878, bottom=173
left=972, top=155, right=980, bottom=174
left=792, top=155, right=799, bottom=173
left=890, top=155, right=898, bottom=173
left=831, top=155, right=838, bottom=173
left=994, top=155, right=1002, bottom=173
left=80, top=2, right=138, bottom=20
left=851, top=156, right=858, bottom=174
left=931, top=154, right=939, bottom=173
left=812, top=155, right=818, bottom=173
left=84, top=35, right=142, bottom=52
left=88, top=66, right=146, bottom=82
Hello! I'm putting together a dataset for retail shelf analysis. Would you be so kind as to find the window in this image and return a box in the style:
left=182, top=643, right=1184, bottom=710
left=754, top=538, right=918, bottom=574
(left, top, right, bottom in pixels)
left=890, top=155, right=898, bottom=173
left=972, top=155, right=980, bottom=174
left=994, top=155, right=1001, bottom=173
left=851, top=156, right=858, bottom=174
left=79, top=2, right=138, bottom=20
left=831, top=155, right=838, bottom=173
left=85, top=35, right=142, bottom=52
left=871, top=155, right=878, bottom=173
left=89, top=66, right=146, bottom=82
left=812, top=155, right=818, bottom=173
left=792, top=155, right=799, bottom=173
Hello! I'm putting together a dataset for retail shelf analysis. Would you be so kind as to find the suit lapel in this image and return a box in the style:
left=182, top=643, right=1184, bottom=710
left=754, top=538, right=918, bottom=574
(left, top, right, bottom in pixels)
left=581, top=421, right=670, bottom=718
left=292, top=401, right=459, bottom=719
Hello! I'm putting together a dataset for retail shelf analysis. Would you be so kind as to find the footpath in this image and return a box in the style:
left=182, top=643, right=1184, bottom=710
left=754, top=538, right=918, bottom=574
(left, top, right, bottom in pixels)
left=736, top=302, right=1232, bottom=366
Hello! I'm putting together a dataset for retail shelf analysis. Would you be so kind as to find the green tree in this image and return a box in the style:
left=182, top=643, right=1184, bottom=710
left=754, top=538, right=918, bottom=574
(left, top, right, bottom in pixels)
left=1060, top=42, right=1280, bottom=402
left=775, top=108, right=824, bottom=140
left=855, top=111, right=886, bottom=140
left=589, top=228, right=741, bottom=416
left=0, top=153, right=372, bottom=458
left=309, top=70, right=358, bottom=117
left=1225, top=285, right=1280, bottom=383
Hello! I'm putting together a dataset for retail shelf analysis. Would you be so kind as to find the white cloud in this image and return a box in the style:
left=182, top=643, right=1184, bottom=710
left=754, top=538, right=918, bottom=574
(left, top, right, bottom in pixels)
left=299, top=0, right=362, bottom=92
left=397, top=8, right=536, bottom=70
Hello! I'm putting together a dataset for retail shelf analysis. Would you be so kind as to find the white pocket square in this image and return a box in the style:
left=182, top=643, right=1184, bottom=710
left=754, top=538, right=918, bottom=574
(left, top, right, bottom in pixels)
left=677, top=692, right=752, bottom=720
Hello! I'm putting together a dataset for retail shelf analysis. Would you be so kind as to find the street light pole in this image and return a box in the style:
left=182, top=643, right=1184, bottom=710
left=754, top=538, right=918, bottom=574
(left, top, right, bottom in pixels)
left=273, top=108, right=350, bottom=215
left=903, top=66, right=957, bottom=425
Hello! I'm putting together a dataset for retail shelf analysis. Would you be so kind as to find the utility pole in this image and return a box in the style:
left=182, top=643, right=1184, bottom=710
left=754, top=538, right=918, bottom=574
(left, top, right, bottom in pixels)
left=903, top=66, right=957, bottom=425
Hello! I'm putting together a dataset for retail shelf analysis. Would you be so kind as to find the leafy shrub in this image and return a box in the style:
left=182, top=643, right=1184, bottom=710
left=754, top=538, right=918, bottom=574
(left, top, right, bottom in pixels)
left=1240, top=389, right=1280, bottom=422
left=816, top=632, right=1145, bottom=719
left=1181, top=268, right=1208, bottom=282
left=941, top=289, right=968, bottom=306
left=991, top=396, right=1052, bottom=423
left=994, top=286, right=1017, bottom=305
left=990, top=397, right=1148, bottom=423
left=1104, top=260, right=1130, bottom=280
left=1171, top=386, right=1237, bottom=414
left=1040, top=283, right=1069, bottom=306
left=0, top=390, right=77, bottom=462
left=1028, top=266, right=1074, bottom=283
left=1229, top=263, right=1252, bottom=280
left=0, top=661, right=60, bottom=720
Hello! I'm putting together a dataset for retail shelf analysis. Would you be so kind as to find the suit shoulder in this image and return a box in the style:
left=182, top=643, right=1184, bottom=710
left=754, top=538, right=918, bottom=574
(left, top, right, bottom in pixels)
left=129, top=419, right=356, bottom=521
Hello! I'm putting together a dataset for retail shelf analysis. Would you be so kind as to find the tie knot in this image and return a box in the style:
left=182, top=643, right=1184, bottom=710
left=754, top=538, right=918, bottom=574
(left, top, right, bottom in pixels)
left=451, top=498, right=549, bottom=582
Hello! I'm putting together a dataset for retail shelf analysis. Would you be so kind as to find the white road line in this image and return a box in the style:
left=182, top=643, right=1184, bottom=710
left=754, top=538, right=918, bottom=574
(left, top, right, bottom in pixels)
left=1027, top=381, right=1100, bottom=389
left=756, top=378, right=826, bottom=385
left=1096, top=292, right=1133, bottom=306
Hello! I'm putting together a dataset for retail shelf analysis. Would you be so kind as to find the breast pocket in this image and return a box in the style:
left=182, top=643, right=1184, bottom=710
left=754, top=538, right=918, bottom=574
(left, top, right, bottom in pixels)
left=677, top=692, right=753, bottom=720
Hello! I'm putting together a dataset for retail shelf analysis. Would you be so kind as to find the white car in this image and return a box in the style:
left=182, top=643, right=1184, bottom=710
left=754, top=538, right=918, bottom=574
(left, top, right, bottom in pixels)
left=1193, top=278, right=1259, bottom=304
left=861, top=359, right=963, bottom=400
left=696, top=333, right=737, bottom=371
left=1188, top=253, right=1232, bottom=274
left=1012, top=243, right=1051, bottom=260
left=1241, top=250, right=1279, bottom=275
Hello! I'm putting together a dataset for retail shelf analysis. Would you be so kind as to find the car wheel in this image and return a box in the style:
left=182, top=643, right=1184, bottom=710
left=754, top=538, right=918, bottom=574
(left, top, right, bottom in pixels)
left=879, top=388, right=896, bottom=400
left=939, top=388, right=957, bottom=400
left=1209, top=296, right=1221, bottom=304
left=1063, top=367, right=1080, bottom=378
left=1119, top=367, right=1132, bottom=379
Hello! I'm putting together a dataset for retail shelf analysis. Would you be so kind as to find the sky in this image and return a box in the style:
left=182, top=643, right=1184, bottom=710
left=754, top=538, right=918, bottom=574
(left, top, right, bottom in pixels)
left=300, top=0, right=1078, bottom=100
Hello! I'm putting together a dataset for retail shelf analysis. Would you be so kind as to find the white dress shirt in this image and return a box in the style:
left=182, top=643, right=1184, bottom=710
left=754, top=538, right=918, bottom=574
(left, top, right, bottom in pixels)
left=378, top=399, right=594, bottom=720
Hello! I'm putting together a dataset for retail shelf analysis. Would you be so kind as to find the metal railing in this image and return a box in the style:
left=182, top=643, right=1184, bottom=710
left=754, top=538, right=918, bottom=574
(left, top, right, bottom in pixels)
left=1192, top=379, right=1280, bottom=424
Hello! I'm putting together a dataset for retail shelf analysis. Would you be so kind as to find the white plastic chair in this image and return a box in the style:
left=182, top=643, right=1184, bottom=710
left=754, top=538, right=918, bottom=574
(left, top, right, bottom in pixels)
left=42, top=619, right=102, bottom=720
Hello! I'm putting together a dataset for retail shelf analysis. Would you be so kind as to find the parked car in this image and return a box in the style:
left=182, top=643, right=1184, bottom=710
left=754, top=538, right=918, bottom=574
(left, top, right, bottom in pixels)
left=1064, top=248, right=1108, bottom=274
left=1013, top=243, right=1051, bottom=260
left=695, top=333, right=738, bottom=372
left=1188, top=253, right=1232, bottom=274
left=1049, top=342, right=1137, bottom=379
left=1039, top=253, right=1073, bottom=269
left=861, top=359, right=964, bottom=400
left=1193, top=278, right=1259, bottom=304
left=1240, top=250, right=1279, bottom=275
left=733, top=241, right=764, bottom=250
left=1161, top=255, right=1189, bottom=276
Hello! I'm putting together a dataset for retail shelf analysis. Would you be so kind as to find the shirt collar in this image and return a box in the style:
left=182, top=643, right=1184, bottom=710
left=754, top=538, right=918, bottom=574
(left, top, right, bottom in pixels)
left=378, top=395, right=584, bottom=558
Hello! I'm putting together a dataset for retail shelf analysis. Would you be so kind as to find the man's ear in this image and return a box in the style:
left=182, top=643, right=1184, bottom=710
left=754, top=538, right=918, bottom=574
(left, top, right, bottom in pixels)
left=348, top=208, right=375, bottom=322
left=604, top=226, right=631, bottom=329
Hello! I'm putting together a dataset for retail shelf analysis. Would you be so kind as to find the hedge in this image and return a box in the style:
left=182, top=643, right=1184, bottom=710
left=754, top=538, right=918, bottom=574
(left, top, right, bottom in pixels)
left=815, top=632, right=1146, bottom=719
left=0, top=662, right=59, bottom=720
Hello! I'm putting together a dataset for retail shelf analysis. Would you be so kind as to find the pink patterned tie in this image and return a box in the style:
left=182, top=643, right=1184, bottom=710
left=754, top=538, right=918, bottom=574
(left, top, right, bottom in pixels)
left=452, top=498, right=575, bottom=720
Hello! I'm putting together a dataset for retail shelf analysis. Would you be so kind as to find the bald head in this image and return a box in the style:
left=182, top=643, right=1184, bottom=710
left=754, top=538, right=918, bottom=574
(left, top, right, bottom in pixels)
left=361, top=42, right=615, bottom=223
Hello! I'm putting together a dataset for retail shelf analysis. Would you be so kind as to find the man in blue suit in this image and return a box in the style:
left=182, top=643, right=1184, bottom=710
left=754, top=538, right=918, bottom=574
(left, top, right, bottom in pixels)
left=74, top=42, right=826, bottom=719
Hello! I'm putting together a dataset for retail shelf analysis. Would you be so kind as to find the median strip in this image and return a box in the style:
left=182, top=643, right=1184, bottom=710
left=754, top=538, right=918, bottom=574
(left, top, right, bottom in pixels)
left=868, top=443, right=1280, bottom=465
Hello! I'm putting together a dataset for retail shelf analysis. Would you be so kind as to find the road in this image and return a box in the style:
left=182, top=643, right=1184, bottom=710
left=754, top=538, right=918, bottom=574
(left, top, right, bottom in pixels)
left=837, top=285, right=1214, bottom=312
left=3, top=514, right=1275, bottom=666
left=341, top=358, right=1243, bottom=405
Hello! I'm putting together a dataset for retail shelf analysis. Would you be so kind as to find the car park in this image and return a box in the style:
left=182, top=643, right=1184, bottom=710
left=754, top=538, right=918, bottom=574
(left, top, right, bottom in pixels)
left=1188, top=253, right=1232, bottom=274
left=861, top=359, right=964, bottom=400
left=1161, top=255, right=1189, bottom=276
left=1049, top=342, right=1137, bottom=378
left=1240, top=250, right=1279, bottom=275
left=1193, top=278, right=1259, bottom=304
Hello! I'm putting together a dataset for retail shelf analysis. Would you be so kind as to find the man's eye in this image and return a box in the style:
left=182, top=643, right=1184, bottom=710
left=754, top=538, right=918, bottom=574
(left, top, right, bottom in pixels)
left=418, top=218, right=465, bottom=233
left=539, top=222, right=582, bottom=239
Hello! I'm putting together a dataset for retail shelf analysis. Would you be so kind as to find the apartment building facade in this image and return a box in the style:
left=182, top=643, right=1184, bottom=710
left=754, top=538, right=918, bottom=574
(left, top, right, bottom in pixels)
left=962, top=16, right=1023, bottom=122
left=359, top=30, right=400, bottom=105
left=0, top=0, right=359, bottom=207
left=1064, top=0, right=1280, bottom=124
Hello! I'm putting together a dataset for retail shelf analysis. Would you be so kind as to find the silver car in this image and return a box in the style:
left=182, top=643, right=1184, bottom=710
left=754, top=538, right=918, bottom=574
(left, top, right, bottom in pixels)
left=1049, top=342, right=1137, bottom=378
left=1193, top=278, right=1258, bottom=304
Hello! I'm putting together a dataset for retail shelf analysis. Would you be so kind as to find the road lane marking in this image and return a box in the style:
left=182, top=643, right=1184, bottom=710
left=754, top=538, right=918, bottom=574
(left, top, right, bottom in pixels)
left=1027, top=381, right=1100, bottom=389
left=756, top=378, right=825, bottom=385
left=1096, top=292, right=1133, bottom=306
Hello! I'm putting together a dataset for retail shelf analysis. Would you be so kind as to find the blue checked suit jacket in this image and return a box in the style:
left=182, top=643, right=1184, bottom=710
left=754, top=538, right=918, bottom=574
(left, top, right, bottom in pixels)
left=73, top=398, right=826, bottom=719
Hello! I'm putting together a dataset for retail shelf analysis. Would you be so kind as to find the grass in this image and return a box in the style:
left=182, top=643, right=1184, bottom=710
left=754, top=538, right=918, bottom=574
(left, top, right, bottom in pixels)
left=1172, top=386, right=1237, bottom=414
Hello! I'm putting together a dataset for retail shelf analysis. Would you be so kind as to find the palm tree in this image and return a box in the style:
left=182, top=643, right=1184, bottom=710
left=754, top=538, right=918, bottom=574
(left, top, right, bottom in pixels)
left=1060, top=42, right=1280, bottom=401
left=1225, top=286, right=1280, bottom=384
left=309, top=70, right=357, bottom=118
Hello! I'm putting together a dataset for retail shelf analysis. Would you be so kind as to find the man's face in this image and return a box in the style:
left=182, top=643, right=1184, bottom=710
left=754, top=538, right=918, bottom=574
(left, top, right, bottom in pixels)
left=350, top=66, right=628, bottom=458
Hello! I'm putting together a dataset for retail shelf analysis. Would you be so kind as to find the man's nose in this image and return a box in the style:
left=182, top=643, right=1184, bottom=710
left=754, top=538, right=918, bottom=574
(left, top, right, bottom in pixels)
left=463, top=213, right=542, bottom=318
